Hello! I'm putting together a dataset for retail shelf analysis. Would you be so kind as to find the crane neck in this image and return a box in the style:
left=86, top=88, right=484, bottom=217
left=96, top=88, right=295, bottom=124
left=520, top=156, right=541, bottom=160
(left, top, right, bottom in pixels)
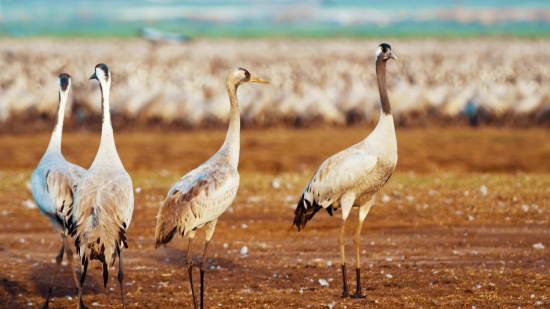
left=366, top=58, right=396, bottom=147
left=45, top=91, right=69, bottom=156
left=92, top=82, right=123, bottom=169
left=376, top=59, right=392, bottom=116
left=219, top=81, right=240, bottom=168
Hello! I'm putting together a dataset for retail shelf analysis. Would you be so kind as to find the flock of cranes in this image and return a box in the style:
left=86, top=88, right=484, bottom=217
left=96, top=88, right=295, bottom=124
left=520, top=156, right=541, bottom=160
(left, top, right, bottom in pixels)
left=31, top=44, right=397, bottom=308
left=2, top=38, right=550, bottom=131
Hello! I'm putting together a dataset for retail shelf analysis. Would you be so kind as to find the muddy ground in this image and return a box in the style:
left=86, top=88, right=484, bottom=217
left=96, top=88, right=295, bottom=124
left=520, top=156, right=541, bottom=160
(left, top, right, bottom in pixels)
left=0, top=127, right=549, bottom=308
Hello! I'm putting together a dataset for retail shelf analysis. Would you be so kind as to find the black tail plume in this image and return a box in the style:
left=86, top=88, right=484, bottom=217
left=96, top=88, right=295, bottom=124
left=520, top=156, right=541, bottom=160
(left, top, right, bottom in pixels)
left=118, top=225, right=128, bottom=249
left=155, top=226, right=177, bottom=248
left=292, top=194, right=323, bottom=231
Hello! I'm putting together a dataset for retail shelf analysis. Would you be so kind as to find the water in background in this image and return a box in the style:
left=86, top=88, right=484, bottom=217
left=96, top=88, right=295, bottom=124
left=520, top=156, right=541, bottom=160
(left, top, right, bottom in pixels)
left=2, top=0, right=550, bottom=37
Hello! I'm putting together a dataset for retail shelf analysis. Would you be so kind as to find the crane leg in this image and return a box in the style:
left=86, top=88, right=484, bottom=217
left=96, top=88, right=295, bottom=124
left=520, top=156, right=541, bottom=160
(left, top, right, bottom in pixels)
left=186, top=230, right=198, bottom=309
left=200, top=241, right=210, bottom=309
left=338, top=220, right=348, bottom=298
left=338, top=193, right=355, bottom=298
left=117, top=247, right=126, bottom=309
left=61, top=229, right=80, bottom=296
left=40, top=235, right=64, bottom=309
left=76, top=256, right=89, bottom=309
left=200, top=219, right=217, bottom=309
left=350, top=198, right=372, bottom=299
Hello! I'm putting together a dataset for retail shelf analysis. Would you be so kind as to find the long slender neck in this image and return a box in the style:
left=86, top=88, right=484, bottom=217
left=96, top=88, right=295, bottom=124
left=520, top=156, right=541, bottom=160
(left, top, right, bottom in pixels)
left=94, top=82, right=121, bottom=166
left=376, top=59, right=391, bottom=116
left=45, top=91, right=68, bottom=155
left=219, top=81, right=240, bottom=168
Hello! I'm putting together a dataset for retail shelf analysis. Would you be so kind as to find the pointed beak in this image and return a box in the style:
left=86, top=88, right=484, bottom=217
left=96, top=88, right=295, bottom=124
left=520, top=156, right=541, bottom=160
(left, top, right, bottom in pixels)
left=389, top=51, right=398, bottom=60
left=249, top=76, right=269, bottom=84
left=89, top=72, right=97, bottom=80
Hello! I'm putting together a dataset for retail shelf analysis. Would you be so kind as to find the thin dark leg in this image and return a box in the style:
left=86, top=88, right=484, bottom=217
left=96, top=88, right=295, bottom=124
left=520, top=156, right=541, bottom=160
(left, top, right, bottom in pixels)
left=350, top=268, right=365, bottom=298
left=187, top=238, right=198, bottom=309
left=117, top=247, right=126, bottom=309
left=101, top=260, right=109, bottom=289
left=61, top=232, right=80, bottom=296
left=199, top=241, right=210, bottom=309
left=40, top=237, right=64, bottom=309
left=341, top=264, right=349, bottom=298
left=77, top=257, right=89, bottom=309
left=350, top=202, right=369, bottom=298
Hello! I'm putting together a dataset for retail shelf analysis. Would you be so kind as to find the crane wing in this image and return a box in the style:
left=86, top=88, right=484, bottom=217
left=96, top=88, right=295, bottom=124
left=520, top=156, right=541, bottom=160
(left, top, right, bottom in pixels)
left=73, top=171, right=134, bottom=233
left=31, top=162, right=86, bottom=232
left=47, top=168, right=82, bottom=229
left=155, top=166, right=239, bottom=246
left=293, top=149, right=377, bottom=230
left=72, top=170, right=134, bottom=273
left=308, top=151, right=378, bottom=207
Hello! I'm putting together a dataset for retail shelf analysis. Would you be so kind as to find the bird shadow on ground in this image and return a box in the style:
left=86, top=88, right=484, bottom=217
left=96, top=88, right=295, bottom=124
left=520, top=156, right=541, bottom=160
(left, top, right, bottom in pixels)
left=147, top=244, right=299, bottom=289
left=146, top=244, right=275, bottom=275
left=28, top=255, right=102, bottom=299
left=0, top=250, right=101, bottom=309
left=147, top=244, right=247, bottom=269
left=0, top=276, right=27, bottom=298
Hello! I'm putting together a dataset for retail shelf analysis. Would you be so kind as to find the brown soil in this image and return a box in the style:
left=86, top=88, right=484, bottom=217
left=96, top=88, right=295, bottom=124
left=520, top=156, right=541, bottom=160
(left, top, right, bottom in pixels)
left=0, top=127, right=549, bottom=308
left=1, top=126, right=550, bottom=174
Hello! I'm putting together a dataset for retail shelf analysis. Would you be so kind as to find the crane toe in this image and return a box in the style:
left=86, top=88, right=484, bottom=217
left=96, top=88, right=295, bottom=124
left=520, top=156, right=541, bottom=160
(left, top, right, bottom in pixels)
left=350, top=292, right=366, bottom=299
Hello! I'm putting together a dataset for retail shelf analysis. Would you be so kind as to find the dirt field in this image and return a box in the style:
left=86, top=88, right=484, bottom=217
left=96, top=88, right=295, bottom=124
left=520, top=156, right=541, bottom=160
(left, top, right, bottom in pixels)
left=1, top=127, right=549, bottom=308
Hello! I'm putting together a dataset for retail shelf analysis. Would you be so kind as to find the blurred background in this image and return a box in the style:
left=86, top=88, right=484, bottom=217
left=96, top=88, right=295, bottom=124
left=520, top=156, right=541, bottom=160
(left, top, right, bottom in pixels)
left=0, top=0, right=550, bottom=132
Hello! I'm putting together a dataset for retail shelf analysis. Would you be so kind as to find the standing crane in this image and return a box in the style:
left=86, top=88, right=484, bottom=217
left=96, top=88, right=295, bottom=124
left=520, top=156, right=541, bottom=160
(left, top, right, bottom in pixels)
left=31, top=73, right=86, bottom=309
left=155, top=68, right=268, bottom=309
left=72, top=64, right=134, bottom=309
left=293, top=44, right=398, bottom=299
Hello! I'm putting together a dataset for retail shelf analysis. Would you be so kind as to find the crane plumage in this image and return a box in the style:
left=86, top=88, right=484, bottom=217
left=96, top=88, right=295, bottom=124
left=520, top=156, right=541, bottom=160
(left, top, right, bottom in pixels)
left=155, top=68, right=268, bottom=309
left=155, top=166, right=239, bottom=245
left=293, top=43, right=398, bottom=299
left=72, top=64, right=134, bottom=309
left=30, top=73, right=86, bottom=309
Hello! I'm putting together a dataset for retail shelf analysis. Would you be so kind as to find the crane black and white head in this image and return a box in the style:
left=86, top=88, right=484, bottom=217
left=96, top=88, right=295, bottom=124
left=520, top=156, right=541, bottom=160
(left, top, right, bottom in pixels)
left=58, top=73, right=71, bottom=94
left=226, top=68, right=269, bottom=88
left=375, top=43, right=398, bottom=63
left=89, top=63, right=111, bottom=86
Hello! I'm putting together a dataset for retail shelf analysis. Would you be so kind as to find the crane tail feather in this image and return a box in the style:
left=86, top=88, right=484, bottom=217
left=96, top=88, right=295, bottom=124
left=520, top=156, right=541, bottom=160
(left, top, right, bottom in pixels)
left=292, top=194, right=323, bottom=231
left=155, top=191, right=184, bottom=248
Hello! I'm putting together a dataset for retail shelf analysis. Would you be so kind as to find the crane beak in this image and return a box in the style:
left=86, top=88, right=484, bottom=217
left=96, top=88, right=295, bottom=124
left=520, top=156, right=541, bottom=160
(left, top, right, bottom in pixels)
left=389, top=51, right=398, bottom=60
left=249, top=76, right=269, bottom=84
left=89, top=72, right=98, bottom=80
